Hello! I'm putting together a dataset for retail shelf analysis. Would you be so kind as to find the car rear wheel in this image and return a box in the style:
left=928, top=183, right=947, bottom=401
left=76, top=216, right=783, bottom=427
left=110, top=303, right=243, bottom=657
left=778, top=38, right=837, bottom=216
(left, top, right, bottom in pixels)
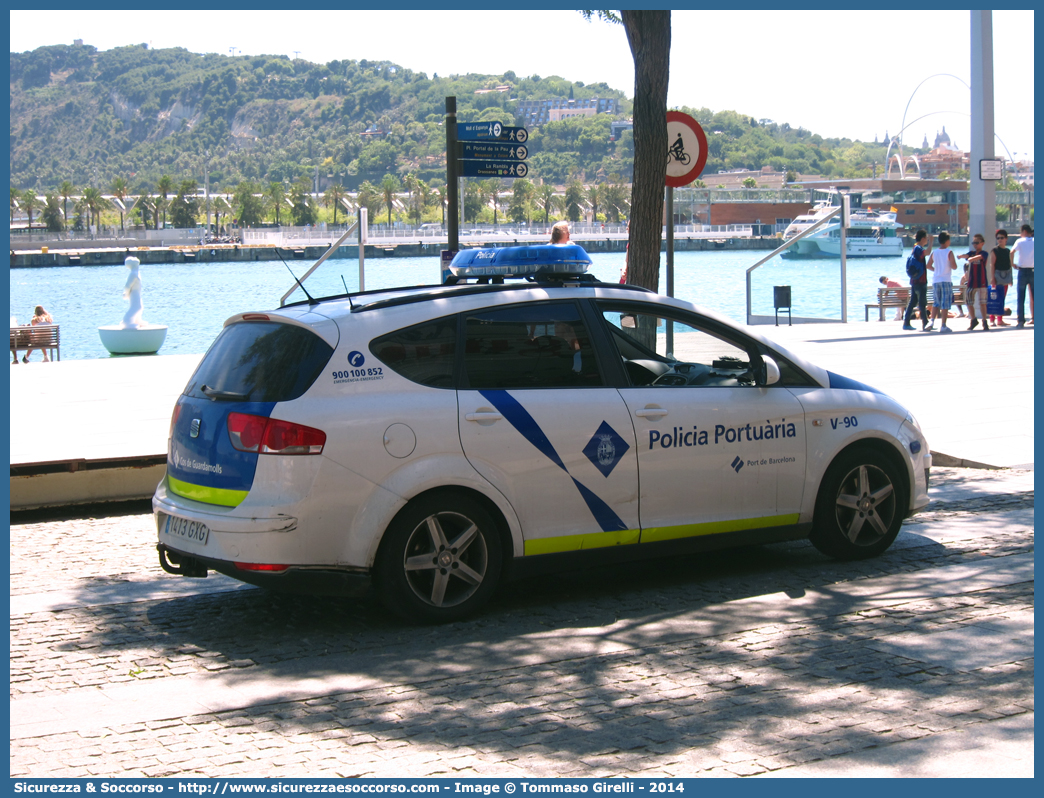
left=810, top=448, right=905, bottom=560
left=377, top=492, right=503, bottom=623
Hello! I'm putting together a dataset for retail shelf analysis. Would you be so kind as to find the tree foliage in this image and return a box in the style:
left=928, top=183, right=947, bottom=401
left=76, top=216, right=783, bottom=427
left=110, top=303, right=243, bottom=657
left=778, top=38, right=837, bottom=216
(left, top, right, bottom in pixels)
left=11, top=40, right=912, bottom=214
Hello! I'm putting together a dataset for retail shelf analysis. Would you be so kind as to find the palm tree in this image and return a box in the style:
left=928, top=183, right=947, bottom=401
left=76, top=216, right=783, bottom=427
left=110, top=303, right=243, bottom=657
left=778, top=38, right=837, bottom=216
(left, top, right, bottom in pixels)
left=136, top=192, right=153, bottom=229
left=81, top=186, right=103, bottom=230
left=58, top=180, right=74, bottom=228
left=21, top=190, right=41, bottom=231
left=111, top=176, right=129, bottom=231
left=266, top=181, right=286, bottom=225
left=356, top=181, right=381, bottom=220
left=587, top=184, right=601, bottom=223
left=483, top=179, right=502, bottom=226
left=602, top=175, right=630, bottom=223
left=509, top=178, right=535, bottom=224
left=323, top=182, right=346, bottom=226
left=42, top=193, right=64, bottom=232
left=417, top=180, right=434, bottom=223
left=289, top=177, right=316, bottom=226
left=401, top=172, right=419, bottom=225
left=380, top=173, right=400, bottom=226
left=564, top=180, right=586, bottom=223
left=156, top=175, right=174, bottom=229
left=537, top=184, right=559, bottom=224
left=433, top=184, right=447, bottom=226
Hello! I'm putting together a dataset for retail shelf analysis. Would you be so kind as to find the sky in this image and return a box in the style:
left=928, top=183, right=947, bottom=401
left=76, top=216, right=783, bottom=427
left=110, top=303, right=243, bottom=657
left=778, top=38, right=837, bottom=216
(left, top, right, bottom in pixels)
left=9, top=8, right=1035, bottom=162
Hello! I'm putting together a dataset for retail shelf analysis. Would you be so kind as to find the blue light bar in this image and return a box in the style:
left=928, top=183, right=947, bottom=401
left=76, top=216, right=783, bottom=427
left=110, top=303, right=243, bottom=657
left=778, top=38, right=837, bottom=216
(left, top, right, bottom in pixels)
left=449, top=244, right=592, bottom=278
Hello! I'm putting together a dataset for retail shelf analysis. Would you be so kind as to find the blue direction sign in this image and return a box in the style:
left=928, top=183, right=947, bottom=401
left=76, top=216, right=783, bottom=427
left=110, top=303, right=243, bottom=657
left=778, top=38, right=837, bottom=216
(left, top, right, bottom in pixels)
left=460, top=142, right=528, bottom=161
left=457, top=121, right=529, bottom=144
left=459, top=160, right=530, bottom=179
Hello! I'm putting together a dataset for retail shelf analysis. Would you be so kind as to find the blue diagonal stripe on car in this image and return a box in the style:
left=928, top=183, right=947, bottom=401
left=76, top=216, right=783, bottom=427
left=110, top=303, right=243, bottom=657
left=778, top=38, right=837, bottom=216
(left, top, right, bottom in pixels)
left=478, top=390, right=627, bottom=533
left=479, top=390, right=567, bottom=472
left=570, top=477, right=629, bottom=532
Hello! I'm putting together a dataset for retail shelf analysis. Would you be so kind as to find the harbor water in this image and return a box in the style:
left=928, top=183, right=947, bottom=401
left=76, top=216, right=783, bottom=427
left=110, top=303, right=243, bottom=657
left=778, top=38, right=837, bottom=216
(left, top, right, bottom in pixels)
left=11, top=249, right=1005, bottom=361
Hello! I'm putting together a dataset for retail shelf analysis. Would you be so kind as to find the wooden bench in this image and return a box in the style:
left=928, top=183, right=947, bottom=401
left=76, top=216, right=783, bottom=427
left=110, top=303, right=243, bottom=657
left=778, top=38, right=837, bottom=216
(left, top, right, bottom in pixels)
left=865, top=286, right=966, bottom=321
left=10, top=324, right=60, bottom=362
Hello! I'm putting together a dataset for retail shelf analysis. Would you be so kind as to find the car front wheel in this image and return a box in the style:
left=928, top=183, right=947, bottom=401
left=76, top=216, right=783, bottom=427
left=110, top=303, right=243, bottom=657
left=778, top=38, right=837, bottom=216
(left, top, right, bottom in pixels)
left=810, top=448, right=905, bottom=560
left=376, top=492, right=503, bottom=623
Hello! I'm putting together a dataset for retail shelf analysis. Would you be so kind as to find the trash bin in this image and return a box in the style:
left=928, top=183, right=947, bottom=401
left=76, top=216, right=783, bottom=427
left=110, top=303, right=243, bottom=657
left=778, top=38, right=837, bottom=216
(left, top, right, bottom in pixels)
left=774, top=285, right=792, bottom=326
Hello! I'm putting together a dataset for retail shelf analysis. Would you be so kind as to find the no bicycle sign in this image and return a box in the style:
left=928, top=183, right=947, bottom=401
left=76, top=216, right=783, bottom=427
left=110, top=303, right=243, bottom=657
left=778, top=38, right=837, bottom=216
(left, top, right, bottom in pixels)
left=665, top=110, right=708, bottom=188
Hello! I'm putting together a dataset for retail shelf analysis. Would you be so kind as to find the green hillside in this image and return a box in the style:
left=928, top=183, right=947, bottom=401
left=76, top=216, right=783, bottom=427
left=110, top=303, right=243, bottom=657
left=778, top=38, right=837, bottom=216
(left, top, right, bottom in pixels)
left=11, top=42, right=906, bottom=199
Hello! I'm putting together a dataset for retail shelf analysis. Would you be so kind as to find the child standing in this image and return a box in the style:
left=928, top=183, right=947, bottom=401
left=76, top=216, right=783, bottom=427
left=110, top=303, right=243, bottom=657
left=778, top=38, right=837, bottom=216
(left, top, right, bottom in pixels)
left=958, top=234, right=989, bottom=330
left=988, top=229, right=1013, bottom=326
left=926, top=232, right=958, bottom=333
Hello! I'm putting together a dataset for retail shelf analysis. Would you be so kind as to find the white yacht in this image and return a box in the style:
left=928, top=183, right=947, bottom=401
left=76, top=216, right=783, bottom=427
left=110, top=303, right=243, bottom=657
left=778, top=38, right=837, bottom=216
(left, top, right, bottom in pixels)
left=782, top=201, right=904, bottom=258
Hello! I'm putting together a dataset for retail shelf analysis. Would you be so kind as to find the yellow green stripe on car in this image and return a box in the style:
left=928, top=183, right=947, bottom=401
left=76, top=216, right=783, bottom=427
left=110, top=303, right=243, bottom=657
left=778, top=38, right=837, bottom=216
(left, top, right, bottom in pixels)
left=168, top=475, right=248, bottom=507
left=639, top=513, right=801, bottom=544
left=524, top=527, right=641, bottom=556
left=523, top=514, right=801, bottom=555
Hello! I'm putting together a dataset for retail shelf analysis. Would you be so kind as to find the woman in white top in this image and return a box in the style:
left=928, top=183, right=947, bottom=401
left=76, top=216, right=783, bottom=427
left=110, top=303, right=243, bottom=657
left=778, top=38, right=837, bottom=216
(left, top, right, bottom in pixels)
left=925, top=232, right=958, bottom=333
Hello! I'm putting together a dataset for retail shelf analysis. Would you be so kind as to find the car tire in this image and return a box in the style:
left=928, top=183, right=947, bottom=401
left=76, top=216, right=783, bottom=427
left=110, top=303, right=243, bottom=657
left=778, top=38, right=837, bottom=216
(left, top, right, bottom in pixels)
left=376, top=492, right=503, bottom=623
left=810, top=448, right=905, bottom=560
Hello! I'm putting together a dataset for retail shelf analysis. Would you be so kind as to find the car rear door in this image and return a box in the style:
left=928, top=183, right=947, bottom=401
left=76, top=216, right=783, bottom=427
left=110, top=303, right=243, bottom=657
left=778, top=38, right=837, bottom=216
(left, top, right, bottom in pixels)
left=456, top=300, right=640, bottom=556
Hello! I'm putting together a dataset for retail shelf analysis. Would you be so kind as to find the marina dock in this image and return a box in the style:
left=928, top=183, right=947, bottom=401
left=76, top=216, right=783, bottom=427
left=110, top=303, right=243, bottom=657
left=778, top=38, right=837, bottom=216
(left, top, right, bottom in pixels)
left=9, top=235, right=778, bottom=268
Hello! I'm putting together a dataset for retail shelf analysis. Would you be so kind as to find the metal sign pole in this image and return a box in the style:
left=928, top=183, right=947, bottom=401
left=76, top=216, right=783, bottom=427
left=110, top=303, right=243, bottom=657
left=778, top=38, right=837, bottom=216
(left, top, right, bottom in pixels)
left=840, top=193, right=849, bottom=323
left=358, top=207, right=367, bottom=292
left=446, top=96, right=459, bottom=253
left=666, top=186, right=674, bottom=356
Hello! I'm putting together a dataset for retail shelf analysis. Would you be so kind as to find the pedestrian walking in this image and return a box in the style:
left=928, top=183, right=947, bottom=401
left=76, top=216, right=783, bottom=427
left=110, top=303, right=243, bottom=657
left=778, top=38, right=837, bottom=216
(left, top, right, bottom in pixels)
left=903, top=229, right=931, bottom=330
left=987, top=229, right=1013, bottom=326
left=958, top=234, right=989, bottom=330
left=925, top=232, right=958, bottom=333
left=1011, top=224, right=1034, bottom=328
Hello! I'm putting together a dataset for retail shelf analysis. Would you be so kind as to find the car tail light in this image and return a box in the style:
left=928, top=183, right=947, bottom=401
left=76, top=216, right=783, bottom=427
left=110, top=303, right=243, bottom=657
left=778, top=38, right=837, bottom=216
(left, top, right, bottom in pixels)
left=234, top=562, right=289, bottom=572
left=169, top=403, right=182, bottom=438
left=227, top=412, right=326, bottom=455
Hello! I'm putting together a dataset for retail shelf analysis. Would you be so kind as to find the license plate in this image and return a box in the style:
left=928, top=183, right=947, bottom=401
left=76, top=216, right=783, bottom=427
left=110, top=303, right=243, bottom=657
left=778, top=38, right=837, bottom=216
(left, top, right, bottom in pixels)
left=163, top=513, right=211, bottom=546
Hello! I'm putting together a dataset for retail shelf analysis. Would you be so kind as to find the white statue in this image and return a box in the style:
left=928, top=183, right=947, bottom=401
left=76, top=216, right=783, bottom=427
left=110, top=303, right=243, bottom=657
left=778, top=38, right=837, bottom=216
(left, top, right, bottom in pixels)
left=121, top=256, right=144, bottom=328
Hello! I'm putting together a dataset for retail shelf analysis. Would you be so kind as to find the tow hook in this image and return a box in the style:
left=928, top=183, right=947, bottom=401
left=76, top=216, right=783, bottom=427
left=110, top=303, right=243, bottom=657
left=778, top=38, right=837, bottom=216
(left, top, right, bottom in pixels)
left=157, top=544, right=209, bottom=578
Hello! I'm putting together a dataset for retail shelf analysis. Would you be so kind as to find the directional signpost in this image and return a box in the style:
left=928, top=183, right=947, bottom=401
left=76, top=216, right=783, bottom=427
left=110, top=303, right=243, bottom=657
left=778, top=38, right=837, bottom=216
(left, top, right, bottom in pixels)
left=457, top=121, right=528, bottom=144
left=460, top=142, right=528, bottom=161
left=459, top=161, right=529, bottom=178
left=445, top=97, right=531, bottom=278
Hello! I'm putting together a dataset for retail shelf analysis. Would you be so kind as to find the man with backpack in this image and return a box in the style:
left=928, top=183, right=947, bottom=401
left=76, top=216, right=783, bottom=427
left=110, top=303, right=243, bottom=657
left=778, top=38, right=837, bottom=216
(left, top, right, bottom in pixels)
left=903, top=229, right=931, bottom=330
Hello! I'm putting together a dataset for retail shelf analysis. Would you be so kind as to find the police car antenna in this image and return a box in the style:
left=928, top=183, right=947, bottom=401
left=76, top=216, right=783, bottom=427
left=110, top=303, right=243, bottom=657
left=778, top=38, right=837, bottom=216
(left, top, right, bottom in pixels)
left=341, top=275, right=355, bottom=309
left=275, top=248, right=317, bottom=305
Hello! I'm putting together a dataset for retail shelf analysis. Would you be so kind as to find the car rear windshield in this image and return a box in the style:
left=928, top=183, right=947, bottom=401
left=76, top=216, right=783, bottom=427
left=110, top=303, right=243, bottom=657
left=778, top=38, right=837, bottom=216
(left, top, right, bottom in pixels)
left=185, top=321, right=334, bottom=402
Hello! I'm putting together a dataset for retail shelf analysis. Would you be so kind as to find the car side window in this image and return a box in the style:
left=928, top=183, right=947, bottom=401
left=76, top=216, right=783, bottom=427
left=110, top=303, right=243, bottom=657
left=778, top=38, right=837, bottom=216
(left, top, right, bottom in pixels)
left=598, top=304, right=758, bottom=388
left=464, top=302, right=603, bottom=389
left=369, top=315, right=457, bottom=388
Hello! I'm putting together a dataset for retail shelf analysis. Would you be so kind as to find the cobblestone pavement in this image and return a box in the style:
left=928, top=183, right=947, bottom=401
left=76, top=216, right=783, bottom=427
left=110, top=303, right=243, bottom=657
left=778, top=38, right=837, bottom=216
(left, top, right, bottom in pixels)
left=9, top=468, right=1034, bottom=778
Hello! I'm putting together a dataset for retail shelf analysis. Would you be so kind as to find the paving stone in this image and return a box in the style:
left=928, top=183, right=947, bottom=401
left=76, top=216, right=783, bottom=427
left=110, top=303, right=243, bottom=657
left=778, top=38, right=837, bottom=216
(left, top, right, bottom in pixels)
left=8, top=478, right=1036, bottom=777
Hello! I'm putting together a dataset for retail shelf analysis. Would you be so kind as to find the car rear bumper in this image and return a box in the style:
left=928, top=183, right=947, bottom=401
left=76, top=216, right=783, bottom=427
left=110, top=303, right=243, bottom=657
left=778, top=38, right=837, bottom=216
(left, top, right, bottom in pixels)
left=158, top=543, right=372, bottom=598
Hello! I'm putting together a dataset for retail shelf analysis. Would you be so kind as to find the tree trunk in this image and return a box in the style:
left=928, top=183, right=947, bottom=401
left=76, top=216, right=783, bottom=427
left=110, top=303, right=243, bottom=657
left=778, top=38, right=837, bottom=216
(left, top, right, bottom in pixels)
left=622, top=10, right=670, bottom=293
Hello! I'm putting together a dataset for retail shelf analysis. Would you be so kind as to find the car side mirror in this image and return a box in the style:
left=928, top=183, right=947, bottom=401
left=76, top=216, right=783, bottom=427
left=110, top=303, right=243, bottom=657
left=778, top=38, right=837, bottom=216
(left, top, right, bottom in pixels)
left=756, top=355, right=781, bottom=386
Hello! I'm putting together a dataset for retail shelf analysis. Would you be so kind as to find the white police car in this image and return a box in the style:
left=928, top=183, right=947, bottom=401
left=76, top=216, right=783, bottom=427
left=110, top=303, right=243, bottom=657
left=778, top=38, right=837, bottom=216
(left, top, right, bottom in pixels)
left=154, top=244, right=931, bottom=622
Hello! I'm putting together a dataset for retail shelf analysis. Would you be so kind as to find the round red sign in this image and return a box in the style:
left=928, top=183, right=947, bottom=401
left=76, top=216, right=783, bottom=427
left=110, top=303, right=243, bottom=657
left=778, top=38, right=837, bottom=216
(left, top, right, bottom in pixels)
left=665, top=111, right=709, bottom=188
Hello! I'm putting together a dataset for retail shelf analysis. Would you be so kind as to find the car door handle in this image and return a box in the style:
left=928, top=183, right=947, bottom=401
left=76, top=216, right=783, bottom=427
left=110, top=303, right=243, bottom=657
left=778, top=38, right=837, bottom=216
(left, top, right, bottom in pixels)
left=465, top=411, right=504, bottom=423
left=635, top=406, right=668, bottom=419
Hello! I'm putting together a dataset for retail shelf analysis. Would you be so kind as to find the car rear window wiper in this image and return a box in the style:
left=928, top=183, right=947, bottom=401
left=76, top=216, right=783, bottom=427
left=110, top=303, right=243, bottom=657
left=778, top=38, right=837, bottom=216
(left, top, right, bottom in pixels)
left=201, top=384, right=250, bottom=401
